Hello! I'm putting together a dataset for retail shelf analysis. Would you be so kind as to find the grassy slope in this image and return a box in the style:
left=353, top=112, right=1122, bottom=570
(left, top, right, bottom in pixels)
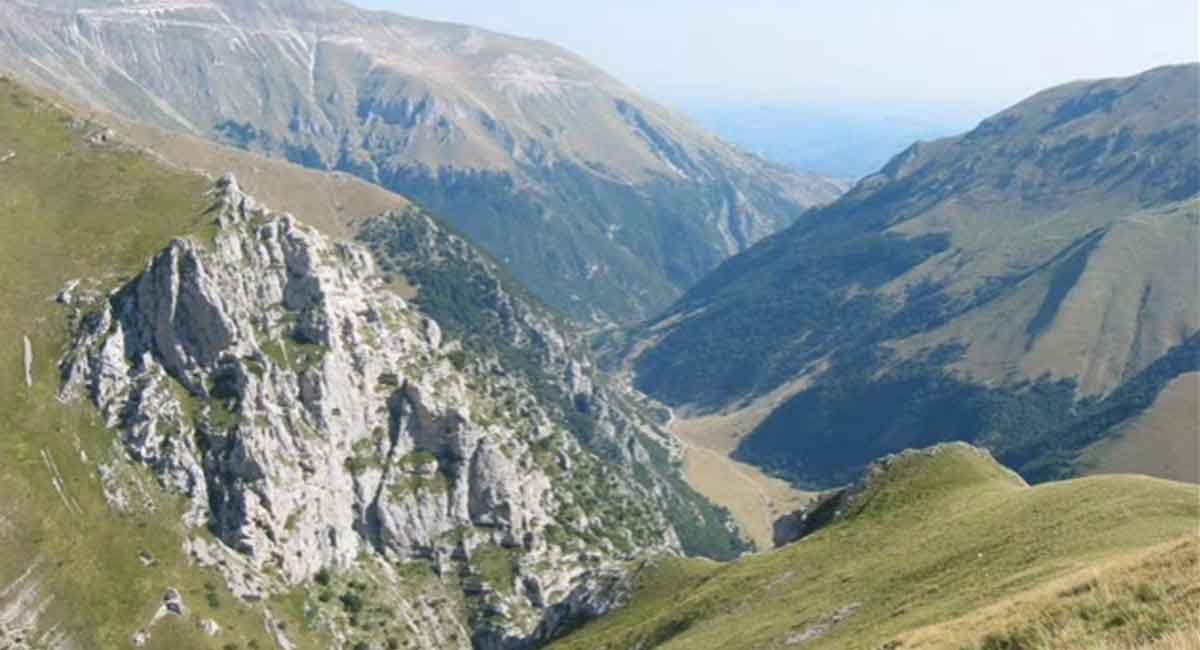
left=630, top=65, right=1199, bottom=487
left=550, top=446, right=1200, bottom=650
left=1079, top=372, right=1200, bottom=484
left=4, top=65, right=413, bottom=240
left=0, top=77, right=318, bottom=649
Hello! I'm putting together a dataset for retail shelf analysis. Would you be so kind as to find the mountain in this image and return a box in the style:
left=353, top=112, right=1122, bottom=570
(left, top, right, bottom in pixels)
left=0, top=0, right=845, bottom=323
left=550, top=444, right=1200, bottom=650
left=0, top=75, right=744, bottom=650
left=629, top=64, right=1200, bottom=487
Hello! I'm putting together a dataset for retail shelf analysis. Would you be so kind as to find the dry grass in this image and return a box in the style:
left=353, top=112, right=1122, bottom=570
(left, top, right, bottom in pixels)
left=680, top=445, right=812, bottom=549
left=668, top=372, right=822, bottom=548
left=1081, top=372, right=1199, bottom=484
left=900, top=536, right=1200, bottom=650
left=551, top=448, right=1200, bottom=650
left=1136, top=626, right=1200, bottom=650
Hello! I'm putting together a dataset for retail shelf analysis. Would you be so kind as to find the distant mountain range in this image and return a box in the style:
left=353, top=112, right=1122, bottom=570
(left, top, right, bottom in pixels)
left=680, top=101, right=981, bottom=180
left=0, top=0, right=843, bottom=323
left=630, top=63, right=1199, bottom=487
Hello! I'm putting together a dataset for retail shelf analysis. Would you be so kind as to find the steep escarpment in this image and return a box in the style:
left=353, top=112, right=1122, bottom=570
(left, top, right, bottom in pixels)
left=631, top=64, right=1200, bottom=486
left=0, top=0, right=844, bottom=323
left=54, top=174, right=738, bottom=649
left=354, top=208, right=749, bottom=561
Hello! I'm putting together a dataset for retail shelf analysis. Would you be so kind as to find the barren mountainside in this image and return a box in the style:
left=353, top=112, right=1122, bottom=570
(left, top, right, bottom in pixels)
left=631, top=63, right=1200, bottom=485
left=0, top=0, right=844, bottom=322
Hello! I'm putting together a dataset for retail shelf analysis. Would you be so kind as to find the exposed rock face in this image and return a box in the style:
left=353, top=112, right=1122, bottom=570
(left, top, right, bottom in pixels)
left=58, top=176, right=695, bottom=648
left=0, top=560, right=73, bottom=650
left=22, top=336, right=31, bottom=388
left=356, top=204, right=751, bottom=562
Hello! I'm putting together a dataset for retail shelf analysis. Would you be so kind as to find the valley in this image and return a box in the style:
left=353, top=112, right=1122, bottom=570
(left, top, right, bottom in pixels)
left=665, top=377, right=822, bottom=549
left=0, top=2, right=1196, bottom=650
left=631, top=63, right=1200, bottom=488
left=672, top=418, right=814, bottom=551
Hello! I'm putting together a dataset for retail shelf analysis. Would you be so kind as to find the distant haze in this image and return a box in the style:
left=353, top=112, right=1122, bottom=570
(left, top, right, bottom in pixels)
left=349, top=0, right=1198, bottom=115
left=679, top=102, right=981, bottom=180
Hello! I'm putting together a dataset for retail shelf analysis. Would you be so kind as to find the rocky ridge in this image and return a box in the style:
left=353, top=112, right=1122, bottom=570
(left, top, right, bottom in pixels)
left=353, top=203, right=749, bottom=562
left=56, top=175, right=697, bottom=649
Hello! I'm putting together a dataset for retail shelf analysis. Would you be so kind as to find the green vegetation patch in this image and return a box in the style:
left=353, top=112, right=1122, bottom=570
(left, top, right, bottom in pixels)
left=471, top=545, right=519, bottom=594
left=737, top=335, right=1200, bottom=487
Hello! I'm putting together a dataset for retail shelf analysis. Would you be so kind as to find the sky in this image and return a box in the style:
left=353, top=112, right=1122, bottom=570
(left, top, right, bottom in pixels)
left=348, top=0, right=1198, bottom=116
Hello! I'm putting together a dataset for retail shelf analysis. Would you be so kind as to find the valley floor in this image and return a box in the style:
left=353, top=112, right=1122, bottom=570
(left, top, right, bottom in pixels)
left=676, top=437, right=811, bottom=549
left=667, top=376, right=820, bottom=548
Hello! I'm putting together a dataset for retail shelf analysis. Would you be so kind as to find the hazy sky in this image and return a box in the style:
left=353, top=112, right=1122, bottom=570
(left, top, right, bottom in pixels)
left=349, top=0, right=1198, bottom=114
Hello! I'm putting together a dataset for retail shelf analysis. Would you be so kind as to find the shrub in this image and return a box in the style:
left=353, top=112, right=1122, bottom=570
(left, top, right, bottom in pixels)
left=340, top=591, right=365, bottom=614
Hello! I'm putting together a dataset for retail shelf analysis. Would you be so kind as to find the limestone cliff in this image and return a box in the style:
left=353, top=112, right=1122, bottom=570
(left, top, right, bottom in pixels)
left=57, top=175, right=719, bottom=649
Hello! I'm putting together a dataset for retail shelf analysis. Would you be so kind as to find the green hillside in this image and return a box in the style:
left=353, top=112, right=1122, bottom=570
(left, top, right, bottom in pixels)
left=0, top=76, right=306, bottom=648
left=630, top=63, right=1200, bottom=487
left=549, top=444, right=1200, bottom=650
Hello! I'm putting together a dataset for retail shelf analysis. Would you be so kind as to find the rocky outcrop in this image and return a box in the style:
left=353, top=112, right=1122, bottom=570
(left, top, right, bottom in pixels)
left=0, top=562, right=69, bottom=650
left=358, top=207, right=682, bottom=465
left=58, top=176, right=690, bottom=648
left=357, top=205, right=749, bottom=561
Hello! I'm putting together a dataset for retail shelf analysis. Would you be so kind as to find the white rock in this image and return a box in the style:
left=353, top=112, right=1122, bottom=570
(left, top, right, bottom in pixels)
left=22, top=336, right=32, bottom=388
left=199, top=619, right=221, bottom=636
left=58, top=179, right=687, bottom=649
